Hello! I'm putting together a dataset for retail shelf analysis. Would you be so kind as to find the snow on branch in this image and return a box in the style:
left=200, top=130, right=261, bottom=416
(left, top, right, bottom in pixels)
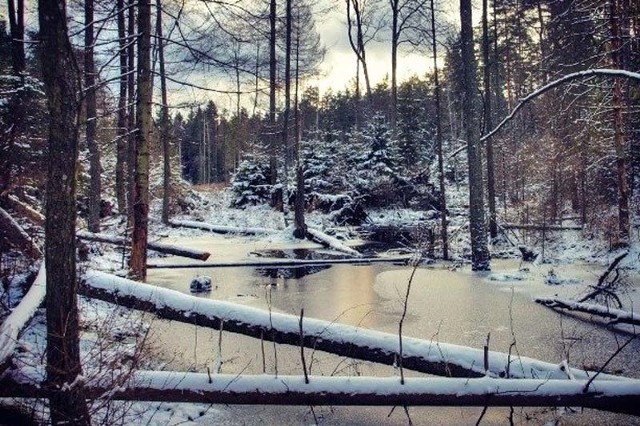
left=535, top=297, right=640, bottom=327
left=481, top=69, right=640, bottom=143
left=168, top=219, right=271, bottom=236
left=2, top=370, right=639, bottom=415
left=0, top=263, right=45, bottom=373
left=80, top=272, right=628, bottom=382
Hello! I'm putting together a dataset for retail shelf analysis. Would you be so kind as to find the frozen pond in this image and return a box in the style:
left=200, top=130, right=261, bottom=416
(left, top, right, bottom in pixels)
left=145, top=233, right=640, bottom=425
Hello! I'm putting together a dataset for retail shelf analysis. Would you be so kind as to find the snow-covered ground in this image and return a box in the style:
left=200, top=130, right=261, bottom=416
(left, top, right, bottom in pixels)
left=1, top=186, right=639, bottom=425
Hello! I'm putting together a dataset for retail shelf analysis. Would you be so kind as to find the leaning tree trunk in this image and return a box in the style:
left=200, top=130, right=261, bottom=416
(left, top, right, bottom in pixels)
left=38, top=0, right=91, bottom=423
left=130, top=0, right=152, bottom=279
left=85, top=0, right=101, bottom=233
left=460, top=0, right=491, bottom=270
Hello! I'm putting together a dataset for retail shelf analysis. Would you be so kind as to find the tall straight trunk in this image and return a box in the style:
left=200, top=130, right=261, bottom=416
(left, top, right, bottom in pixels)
left=38, top=0, right=91, bottom=423
left=1, top=0, right=25, bottom=192
left=130, top=0, right=152, bottom=279
left=269, top=0, right=279, bottom=208
left=460, top=0, right=490, bottom=270
left=293, top=10, right=306, bottom=239
left=609, top=0, right=630, bottom=245
left=85, top=0, right=101, bottom=233
left=157, top=0, right=171, bottom=224
left=126, top=0, right=136, bottom=222
left=282, top=0, right=293, bottom=227
left=390, top=0, right=398, bottom=127
left=116, top=0, right=128, bottom=214
left=430, top=0, right=448, bottom=260
left=482, top=0, right=497, bottom=240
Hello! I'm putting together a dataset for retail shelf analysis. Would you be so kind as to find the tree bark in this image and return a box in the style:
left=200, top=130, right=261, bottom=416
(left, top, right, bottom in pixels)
left=157, top=0, right=171, bottom=224
left=268, top=0, right=280, bottom=208
left=282, top=0, right=293, bottom=227
left=609, top=0, right=630, bottom=245
left=129, top=0, right=152, bottom=279
left=482, top=0, right=497, bottom=241
left=460, top=0, right=491, bottom=270
left=126, top=0, right=136, bottom=222
left=293, top=8, right=306, bottom=239
left=38, top=0, right=91, bottom=422
left=430, top=0, right=448, bottom=260
left=85, top=0, right=101, bottom=233
left=390, top=0, right=399, bottom=127
left=115, top=0, right=128, bottom=214
left=0, top=207, right=41, bottom=258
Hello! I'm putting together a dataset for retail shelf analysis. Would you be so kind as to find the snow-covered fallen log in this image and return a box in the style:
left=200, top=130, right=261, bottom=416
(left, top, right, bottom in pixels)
left=80, top=272, right=627, bottom=381
left=0, top=207, right=41, bottom=258
left=76, top=231, right=210, bottom=261
left=502, top=223, right=582, bottom=231
left=306, top=227, right=362, bottom=257
left=2, top=370, right=639, bottom=415
left=535, top=297, right=640, bottom=326
left=1, top=194, right=45, bottom=226
left=147, top=256, right=411, bottom=269
left=168, top=219, right=271, bottom=235
left=0, top=263, right=45, bottom=373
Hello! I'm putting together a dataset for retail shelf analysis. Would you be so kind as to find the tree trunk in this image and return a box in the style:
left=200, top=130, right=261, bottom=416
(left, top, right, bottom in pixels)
left=609, top=0, right=630, bottom=245
left=129, top=0, right=152, bottom=279
left=268, top=0, right=280, bottom=209
left=390, top=0, right=398, bottom=128
left=482, top=0, right=497, bottom=241
left=126, top=0, right=136, bottom=222
left=430, top=0, right=448, bottom=260
left=85, top=0, right=101, bottom=233
left=282, top=0, right=293, bottom=227
left=37, top=0, right=91, bottom=422
left=460, top=0, right=491, bottom=270
left=115, top=0, right=128, bottom=214
left=293, top=14, right=306, bottom=239
left=157, top=0, right=171, bottom=224
left=1, top=0, right=25, bottom=193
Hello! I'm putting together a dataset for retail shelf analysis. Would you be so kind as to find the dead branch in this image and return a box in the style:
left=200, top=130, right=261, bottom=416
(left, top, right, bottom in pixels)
left=579, top=252, right=629, bottom=303
left=535, top=297, right=640, bottom=326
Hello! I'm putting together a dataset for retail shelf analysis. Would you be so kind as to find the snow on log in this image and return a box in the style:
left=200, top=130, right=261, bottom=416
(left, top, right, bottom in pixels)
left=306, top=227, right=362, bottom=257
left=0, top=263, right=45, bottom=373
left=76, top=231, right=210, bottom=261
left=535, top=297, right=640, bottom=326
left=502, top=223, right=583, bottom=231
left=169, top=219, right=271, bottom=235
left=80, top=271, right=627, bottom=381
left=0, top=207, right=41, bottom=258
left=2, top=370, right=639, bottom=415
left=147, top=256, right=411, bottom=269
left=1, top=195, right=45, bottom=226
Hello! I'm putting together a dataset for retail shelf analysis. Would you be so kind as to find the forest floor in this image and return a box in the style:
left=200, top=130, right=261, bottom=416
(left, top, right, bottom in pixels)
left=1, top=185, right=639, bottom=425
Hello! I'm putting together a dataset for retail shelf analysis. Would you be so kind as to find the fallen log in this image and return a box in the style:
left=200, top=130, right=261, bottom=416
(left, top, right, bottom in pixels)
left=147, top=256, right=411, bottom=269
left=0, top=264, right=45, bottom=374
left=535, top=297, right=640, bottom=327
left=80, top=271, right=626, bottom=381
left=76, top=231, right=210, bottom=261
left=0, top=207, right=41, bottom=259
left=306, top=227, right=362, bottom=257
left=502, top=223, right=583, bottom=231
left=168, top=219, right=270, bottom=236
left=1, top=370, right=639, bottom=415
left=0, top=195, right=45, bottom=226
